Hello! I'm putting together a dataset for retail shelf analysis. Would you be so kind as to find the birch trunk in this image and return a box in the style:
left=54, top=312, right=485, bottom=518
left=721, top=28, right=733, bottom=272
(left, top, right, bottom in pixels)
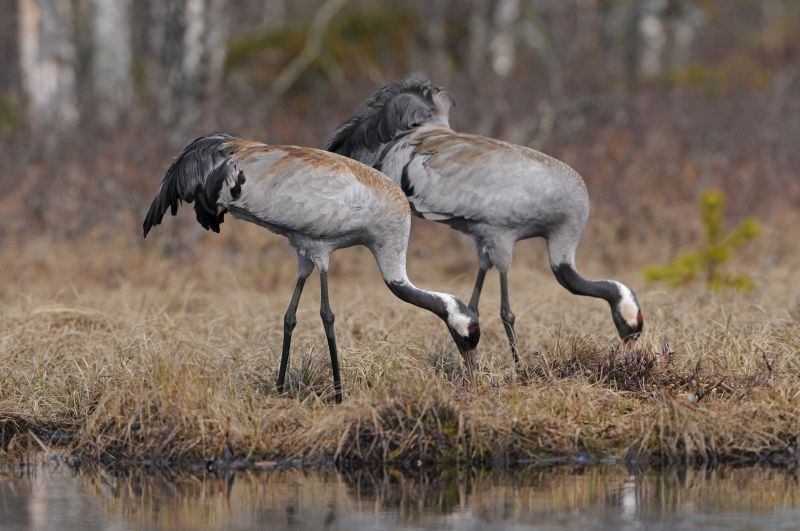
left=88, top=0, right=132, bottom=127
left=490, top=0, right=519, bottom=77
left=17, top=0, right=78, bottom=138
left=149, top=0, right=229, bottom=142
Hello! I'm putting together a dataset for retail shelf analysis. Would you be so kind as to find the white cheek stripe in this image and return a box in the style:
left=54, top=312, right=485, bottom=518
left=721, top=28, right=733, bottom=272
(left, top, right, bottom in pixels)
left=613, top=281, right=640, bottom=329
left=439, top=293, right=470, bottom=337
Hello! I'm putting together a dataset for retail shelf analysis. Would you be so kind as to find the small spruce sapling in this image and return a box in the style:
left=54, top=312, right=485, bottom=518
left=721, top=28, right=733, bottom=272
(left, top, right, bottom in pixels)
left=644, top=190, right=762, bottom=292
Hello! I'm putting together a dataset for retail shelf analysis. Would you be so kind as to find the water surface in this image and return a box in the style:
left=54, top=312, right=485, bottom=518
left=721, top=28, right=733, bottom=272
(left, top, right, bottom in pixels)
left=1, top=464, right=799, bottom=530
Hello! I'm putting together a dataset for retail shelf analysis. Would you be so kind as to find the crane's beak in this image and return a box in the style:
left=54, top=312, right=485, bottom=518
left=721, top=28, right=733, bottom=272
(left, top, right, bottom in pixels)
left=448, top=324, right=479, bottom=373
left=459, top=348, right=476, bottom=374
left=622, top=332, right=640, bottom=344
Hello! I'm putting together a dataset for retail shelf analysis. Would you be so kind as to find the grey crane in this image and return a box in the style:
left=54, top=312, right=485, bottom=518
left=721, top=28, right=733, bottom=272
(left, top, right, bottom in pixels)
left=327, top=79, right=643, bottom=363
left=143, top=133, right=480, bottom=403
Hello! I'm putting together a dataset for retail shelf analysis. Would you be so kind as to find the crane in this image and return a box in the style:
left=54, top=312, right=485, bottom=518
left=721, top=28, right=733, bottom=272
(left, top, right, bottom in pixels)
left=327, top=79, right=643, bottom=363
left=143, top=133, right=480, bottom=403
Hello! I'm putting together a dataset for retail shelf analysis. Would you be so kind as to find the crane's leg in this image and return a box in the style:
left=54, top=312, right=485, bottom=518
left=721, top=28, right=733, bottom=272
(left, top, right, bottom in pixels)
left=319, top=270, right=342, bottom=404
left=468, top=248, right=492, bottom=315
left=276, top=259, right=313, bottom=395
left=468, top=267, right=487, bottom=316
left=499, top=271, right=519, bottom=365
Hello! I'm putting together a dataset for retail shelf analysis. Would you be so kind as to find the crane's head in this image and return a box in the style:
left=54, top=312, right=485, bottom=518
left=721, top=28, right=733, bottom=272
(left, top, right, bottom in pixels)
left=551, top=264, right=644, bottom=344
left=441, top=295, right=481, bottom=366
left=610, top=282, right=644, bottom=342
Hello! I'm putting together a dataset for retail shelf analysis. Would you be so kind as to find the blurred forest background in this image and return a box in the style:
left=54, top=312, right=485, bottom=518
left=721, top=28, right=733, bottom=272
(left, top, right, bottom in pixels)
left=0, top=0, right=797, bottom=257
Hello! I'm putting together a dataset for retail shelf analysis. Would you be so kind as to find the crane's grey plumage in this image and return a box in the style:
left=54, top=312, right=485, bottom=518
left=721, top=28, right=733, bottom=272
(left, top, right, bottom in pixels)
left=144, top=133, right=480, bottom=403
left=328, top=79, right=643, bottom=360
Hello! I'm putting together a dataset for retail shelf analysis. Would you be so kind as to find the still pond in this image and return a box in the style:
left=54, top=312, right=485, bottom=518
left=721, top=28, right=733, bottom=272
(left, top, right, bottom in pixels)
left=1, top=464, right=799, bottom=530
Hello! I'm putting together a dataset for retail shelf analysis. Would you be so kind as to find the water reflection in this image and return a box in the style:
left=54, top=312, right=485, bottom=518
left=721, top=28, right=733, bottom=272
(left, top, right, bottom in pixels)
left=1, top=464, right=799, bottom=530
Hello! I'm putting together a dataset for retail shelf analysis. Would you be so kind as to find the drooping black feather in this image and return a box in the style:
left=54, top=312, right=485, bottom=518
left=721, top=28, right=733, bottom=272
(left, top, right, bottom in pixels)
left=142, top=133, right=241, bottom=238
left=230, top=170, right=246, bottom=199
left=400, top=157, right=414, bottom=197
left=326, top=77, right=451, bottom=159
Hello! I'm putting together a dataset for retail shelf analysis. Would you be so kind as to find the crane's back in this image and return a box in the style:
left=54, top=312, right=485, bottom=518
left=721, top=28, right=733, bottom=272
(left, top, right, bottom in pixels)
left=412, top=127, right=586, bottom=200
left=144, top=134, right=410, bottom=248
left=223, top=141, right=410, bottom=242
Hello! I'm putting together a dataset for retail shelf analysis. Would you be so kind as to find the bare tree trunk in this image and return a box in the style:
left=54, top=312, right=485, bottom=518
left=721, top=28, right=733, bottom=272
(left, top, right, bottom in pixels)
left=424, top=0, right=451, bottom=80
left=0, top=0, right=19, bottom=97
left=623, top=0, right=645, bottom=87
left=88, top=0, right=132, bottom=127
left=148, top=0, right=229, bottom=143
left=467, top=0, right=489, bottom=81
left=17, top=0, right=78, bottom=141
left=490, top=0, right=519, bottom=77
left=638, top=2, right=666, bottom=78
left=663, top=0, right=702, bottom=71
left=625, top=0, right=701, bottom=80
left=466, top=0, right=494, bottom=135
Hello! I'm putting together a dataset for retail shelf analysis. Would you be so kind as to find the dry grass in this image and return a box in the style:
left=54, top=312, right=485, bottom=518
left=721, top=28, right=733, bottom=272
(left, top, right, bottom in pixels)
left=0, top=222, right=799, bottom=470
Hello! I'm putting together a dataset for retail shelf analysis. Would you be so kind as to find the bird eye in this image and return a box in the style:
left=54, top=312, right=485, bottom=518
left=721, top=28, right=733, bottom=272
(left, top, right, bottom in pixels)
left=468, top=323, right=479, bottom=336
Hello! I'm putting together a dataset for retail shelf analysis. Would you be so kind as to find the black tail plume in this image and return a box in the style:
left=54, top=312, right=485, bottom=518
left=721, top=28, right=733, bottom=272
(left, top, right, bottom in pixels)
left=143, top=133, right=240, bottom=238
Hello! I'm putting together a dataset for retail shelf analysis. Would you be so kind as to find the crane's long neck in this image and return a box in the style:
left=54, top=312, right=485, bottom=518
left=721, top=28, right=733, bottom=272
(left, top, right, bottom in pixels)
left=548, top=234, right=643, bottom=340
left=551, top=263, right=619, bottom=305
left=371, top=242, right=448, bottom=319
left=386, top=280, right=448, bottom=318
left=371, top=235, right=478, bottom=360
left=547, top=231, right=621, bottom=306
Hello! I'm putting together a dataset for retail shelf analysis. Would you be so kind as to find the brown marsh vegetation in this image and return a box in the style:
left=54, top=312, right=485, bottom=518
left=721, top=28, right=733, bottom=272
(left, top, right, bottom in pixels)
left=0, top=219, right=797, bottom=469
